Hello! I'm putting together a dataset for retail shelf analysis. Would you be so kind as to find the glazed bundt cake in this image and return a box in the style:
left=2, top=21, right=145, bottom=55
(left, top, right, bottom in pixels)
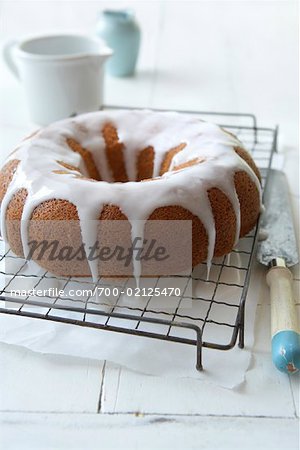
left=0, top=109, right=261, bottom=280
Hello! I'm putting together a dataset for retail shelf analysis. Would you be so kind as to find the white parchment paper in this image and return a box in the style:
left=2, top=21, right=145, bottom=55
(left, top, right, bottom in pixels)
left=0, top=261, right=263, bottom=389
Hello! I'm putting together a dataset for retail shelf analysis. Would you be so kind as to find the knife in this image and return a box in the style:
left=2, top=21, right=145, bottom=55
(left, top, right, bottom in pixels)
left=257, top=169, right=300, bottom=374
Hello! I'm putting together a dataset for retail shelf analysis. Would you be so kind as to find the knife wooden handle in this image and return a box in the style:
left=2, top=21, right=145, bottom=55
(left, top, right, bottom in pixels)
left=266, top=261, right=300, bottom=374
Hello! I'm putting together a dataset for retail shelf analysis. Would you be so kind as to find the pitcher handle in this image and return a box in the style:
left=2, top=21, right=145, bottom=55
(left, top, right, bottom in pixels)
left=3, top=40, right=19, bottom=79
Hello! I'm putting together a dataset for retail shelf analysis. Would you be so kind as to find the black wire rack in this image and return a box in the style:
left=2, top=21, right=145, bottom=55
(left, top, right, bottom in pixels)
left=0, top=108, right=277, bottom=371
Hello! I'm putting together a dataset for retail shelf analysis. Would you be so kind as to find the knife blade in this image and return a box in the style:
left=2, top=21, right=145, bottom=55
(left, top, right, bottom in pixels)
left=257, top=169, right=299, bottom=374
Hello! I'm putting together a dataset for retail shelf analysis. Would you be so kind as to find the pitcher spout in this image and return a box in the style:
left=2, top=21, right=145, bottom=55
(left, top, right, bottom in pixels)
left=100, top=46, right=113, bottom=60
left=90, top=39, right=113, bottom=65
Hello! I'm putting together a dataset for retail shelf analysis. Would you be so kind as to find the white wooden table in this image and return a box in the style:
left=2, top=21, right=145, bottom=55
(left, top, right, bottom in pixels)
left=0, top=1, right=299, bottom=449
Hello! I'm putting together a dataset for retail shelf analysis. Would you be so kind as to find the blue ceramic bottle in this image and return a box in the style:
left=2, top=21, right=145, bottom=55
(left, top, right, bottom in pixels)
left=96, top=10, right=141, bottom=77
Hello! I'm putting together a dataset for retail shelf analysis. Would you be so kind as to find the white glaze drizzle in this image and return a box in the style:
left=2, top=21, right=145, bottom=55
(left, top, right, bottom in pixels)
left=0, top=110, right=262, bottom=283
left=130, top=219, right=146, bottom=286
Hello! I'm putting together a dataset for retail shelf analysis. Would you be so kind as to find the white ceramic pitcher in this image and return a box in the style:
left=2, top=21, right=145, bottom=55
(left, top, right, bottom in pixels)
left=3, top=34, right=113, bottom=125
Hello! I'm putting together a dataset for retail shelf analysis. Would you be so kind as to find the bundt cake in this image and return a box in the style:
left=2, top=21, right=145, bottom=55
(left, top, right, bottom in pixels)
left=0, top=109, right=261, bottom=281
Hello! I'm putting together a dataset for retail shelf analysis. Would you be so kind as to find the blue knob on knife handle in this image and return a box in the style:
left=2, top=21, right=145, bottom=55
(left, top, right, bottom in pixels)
left=272, top=330, right=300, bottom=374
left=266, top=258, right=300, bottom=375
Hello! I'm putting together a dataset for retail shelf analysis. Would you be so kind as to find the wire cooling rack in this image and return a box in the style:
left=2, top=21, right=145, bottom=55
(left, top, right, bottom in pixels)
left=0, top=108, right=277, bottom=371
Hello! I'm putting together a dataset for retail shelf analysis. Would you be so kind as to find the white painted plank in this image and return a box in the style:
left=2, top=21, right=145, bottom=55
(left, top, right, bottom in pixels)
left=0, top=124, right=35, bottom=166
left=101, top=358, right=294, bottom=417
left=0, top=57, right=29, bottom=128
left=101, top=302, right=295, bottom=416
left=221, top=2, right=298, bottom=146
left=0, top=413, right=298, bottom=450
left=150, top=2, right=298, bottom=146
left=290, top=374, right=299, bottom=418
left=150, top=2, right=236, bottom=112
left=0, top=343, right=103, bottom=412
left=283, top=150, right=300, bottom=198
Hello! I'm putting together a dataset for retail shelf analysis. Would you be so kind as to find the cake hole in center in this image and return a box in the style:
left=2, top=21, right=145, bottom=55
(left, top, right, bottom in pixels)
left=67, top=129, right=194, bottom=183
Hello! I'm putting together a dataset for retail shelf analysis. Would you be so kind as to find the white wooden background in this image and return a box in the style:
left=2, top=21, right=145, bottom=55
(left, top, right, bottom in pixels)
left=0, top=1, right=299, bottom=449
